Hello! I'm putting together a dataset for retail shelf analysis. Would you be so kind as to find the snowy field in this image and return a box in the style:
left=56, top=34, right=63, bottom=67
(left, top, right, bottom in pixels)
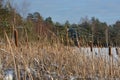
left=74, top=47, right=120, bottom=62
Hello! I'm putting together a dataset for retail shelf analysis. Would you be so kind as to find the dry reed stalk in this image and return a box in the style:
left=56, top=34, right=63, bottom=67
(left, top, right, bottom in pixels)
left=24, top=28, right=29, bottom=48
left=77, top=40, right=80, bottom=48
left=19, top=48, right=34, bottom=80
left=4, top=31, right=18, bottom=80
left=83, top=52, right=86, bottom=78
left=92, top=57, right=95, bottom=78
left=100, top=57, right=105, bottom=78
left=109, top=56, right=113, bottom=78
left=108, top=46, right=113, bottom=78
left=104, top=53, right=108, bottom=78
left=66, top=28, right=69, bottom=46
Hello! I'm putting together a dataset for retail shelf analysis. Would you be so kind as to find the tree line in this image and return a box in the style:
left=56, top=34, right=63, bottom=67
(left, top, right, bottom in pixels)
left=0, top=0, right=120, bottom=47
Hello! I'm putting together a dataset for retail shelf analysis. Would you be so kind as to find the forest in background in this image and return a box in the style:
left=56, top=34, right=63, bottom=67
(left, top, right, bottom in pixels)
left=0, top=0, right=120, bottom=47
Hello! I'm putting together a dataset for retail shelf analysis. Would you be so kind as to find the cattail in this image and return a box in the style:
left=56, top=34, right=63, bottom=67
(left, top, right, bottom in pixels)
left=90, top=46, right=93, bottom=52
left=14, top=29, right=18, bottom=47
left=109, top=46, right=112, bottom=56
left=89, top=41, right=93, bottom=52
left=116, top=47, right=119, bottom=56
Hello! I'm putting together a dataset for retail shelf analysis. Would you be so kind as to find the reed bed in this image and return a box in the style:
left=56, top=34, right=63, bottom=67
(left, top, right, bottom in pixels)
left=0, top=39, right=120, bottom=80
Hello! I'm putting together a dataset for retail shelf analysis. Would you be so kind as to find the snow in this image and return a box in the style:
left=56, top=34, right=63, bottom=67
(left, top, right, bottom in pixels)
left=77, top=47, right=120, bottom=63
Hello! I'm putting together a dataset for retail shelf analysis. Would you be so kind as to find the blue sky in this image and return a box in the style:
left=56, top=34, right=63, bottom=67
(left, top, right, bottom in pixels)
left=13, top=0, right=120, bottom=25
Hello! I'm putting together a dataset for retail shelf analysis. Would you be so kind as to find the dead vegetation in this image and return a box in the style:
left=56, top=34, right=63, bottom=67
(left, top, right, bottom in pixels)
left=0, top=33, right=120, bottom=80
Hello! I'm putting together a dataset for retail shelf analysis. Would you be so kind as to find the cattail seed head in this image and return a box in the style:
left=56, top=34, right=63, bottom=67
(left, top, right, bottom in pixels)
left=116, top=47, right=119, bottom=55
left=14, top=29, right=18, bottom=47
left=109, top=46, right=112, bottom=56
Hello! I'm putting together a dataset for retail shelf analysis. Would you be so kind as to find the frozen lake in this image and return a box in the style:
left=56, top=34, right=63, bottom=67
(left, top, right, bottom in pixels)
left=74, top=47, right=120, bottom=62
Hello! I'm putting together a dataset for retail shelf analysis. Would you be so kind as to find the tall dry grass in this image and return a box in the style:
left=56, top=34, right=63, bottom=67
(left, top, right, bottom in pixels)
left=0, top=34, right=120, bottom=80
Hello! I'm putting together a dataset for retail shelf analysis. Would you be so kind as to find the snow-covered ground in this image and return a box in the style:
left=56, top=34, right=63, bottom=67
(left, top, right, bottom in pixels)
left=74, top=47, right=120, bottom=63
